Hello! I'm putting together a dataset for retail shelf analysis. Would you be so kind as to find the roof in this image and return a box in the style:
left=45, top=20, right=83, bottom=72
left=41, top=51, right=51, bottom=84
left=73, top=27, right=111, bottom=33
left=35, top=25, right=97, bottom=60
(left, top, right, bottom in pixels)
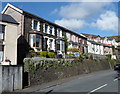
left=88, top=40, right=112, bottom=47
left=88, top=40, right=102, bottom=45
left=23, top=10, right=87, bottom=39
left=107, top=37, right=115, bottom=40
left=2, top=3, right=86, bottom=39
left=0, top=14, right=19, bottom=25
left=81, top=33, right=100, bottom=38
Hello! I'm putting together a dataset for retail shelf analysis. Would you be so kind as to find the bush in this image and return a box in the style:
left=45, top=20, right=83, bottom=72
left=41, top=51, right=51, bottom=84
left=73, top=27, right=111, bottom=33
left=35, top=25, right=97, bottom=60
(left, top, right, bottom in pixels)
left=68, top=48, right=79, bottom=53
left=106, top=54, right=112, bottom=60
left=29, top=50, right=37, bottom=56
left=48, top=52, right=55, bottom=58
left=81, top=53, right=89, bottom=59
left=67, top=53, right=74, bottom=56
left=40, top=51, right=48, bottom=57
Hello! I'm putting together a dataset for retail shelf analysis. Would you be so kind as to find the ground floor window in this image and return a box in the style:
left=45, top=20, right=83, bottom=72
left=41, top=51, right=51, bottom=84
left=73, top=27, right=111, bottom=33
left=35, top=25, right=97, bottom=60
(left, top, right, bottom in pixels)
left=0, top=45, right=4, bottom=62
left=56, top=40, right=60, bottom=50
left=30, top=34, right=42, bottom=49
left=33, top=35, right=42, bottom=48
left=49, top=39, right=53, bottom=48
left=62, top=41, right=64, bottom=51
left=43, top=38, right=48, bottom=51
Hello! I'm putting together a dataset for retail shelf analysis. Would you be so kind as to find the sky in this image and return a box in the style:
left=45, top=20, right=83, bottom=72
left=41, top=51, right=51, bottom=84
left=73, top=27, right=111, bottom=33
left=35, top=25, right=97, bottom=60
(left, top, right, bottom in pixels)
left=1, top=1, right=119, bottom=37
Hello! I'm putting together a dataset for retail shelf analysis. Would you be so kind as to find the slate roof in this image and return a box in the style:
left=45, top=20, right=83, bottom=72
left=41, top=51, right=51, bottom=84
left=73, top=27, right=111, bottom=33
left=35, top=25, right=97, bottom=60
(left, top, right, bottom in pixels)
left=81, top=33, right=100, bottom=38
left=2, top=3, right=87, bottom=39
left=0, top=14, right=19, bottom=25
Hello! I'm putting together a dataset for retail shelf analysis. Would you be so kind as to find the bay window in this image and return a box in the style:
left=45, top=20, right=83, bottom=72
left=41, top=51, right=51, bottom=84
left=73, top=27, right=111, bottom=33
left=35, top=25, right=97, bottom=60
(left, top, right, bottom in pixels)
left=32, top=34, right=42, bottom=48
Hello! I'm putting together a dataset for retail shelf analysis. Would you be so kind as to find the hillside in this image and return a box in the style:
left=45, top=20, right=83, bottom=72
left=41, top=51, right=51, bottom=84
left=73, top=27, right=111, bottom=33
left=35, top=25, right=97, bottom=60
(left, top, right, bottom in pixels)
left=107, top=36, right=120, bottom=42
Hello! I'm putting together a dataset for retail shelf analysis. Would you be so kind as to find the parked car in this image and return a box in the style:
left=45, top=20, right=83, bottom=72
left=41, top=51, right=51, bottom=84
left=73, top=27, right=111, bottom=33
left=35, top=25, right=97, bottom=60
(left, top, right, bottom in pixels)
left=57, top=50, right=63, bottom=58
left=114, top=64, right=120, bottom=71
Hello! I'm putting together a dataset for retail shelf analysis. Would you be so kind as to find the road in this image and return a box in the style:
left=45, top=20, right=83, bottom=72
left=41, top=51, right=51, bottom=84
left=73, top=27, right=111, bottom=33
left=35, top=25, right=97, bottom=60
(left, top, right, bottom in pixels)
left=36, top=70, right=119, bottom=93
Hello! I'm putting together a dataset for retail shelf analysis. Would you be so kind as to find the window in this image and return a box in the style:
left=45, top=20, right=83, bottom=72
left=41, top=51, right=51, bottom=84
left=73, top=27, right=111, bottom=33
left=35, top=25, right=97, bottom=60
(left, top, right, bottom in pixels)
left=70, top=34, right=72, bottom=41
left=62, top=41, right=64, bottom=51
left=56, top=40, right=60, bottom=50
left=0, top=45, right=4, bottom=62
left=45, top=24, right=48, bottom=33
left=33, top=34, right=42, bottom=48
left=33, top=20, right=39, bottom=30
left=49, top=26, right=53, bottom=35
left=57, top=29, right=61, bottom=37
left=0, top=25, right=5, bottom=40
left=49, top=39, right=53, bottom=48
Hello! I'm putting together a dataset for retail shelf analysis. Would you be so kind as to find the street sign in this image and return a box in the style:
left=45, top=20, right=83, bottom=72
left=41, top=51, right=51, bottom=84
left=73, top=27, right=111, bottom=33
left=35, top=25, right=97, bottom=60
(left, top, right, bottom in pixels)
left=74, top=52, right=80, bottom=57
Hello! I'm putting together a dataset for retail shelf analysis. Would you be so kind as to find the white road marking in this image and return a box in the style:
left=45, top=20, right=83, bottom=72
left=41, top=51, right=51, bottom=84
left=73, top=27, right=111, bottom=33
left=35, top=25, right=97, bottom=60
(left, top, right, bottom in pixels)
left=88, top=84, right=107, bottom=94
left=114, top=78, right=118, bottom=81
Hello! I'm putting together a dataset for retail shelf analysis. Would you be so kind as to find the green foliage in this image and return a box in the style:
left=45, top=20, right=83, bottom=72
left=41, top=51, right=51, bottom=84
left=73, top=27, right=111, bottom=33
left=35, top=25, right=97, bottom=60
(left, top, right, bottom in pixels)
left=68, top=48, right=79, bottom=53
left=112, top=45, right=115, bottom=52
left=40, top=51, right=48, bottom=57
left=81, top=53, right=89, bottom=59
left=107, top=36, right=120, bottom=42
left=48, top=52, right=55, bottom=58
left=29, top=50, right=37, bottom=56
left=67, top=53, right=74, bottom=56
left=106, top=54, right=112, bottom=60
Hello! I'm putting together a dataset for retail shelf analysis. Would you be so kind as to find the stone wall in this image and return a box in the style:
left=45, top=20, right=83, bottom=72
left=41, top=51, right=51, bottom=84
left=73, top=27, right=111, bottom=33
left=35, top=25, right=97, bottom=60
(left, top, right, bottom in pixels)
left=0, top=65, right=23, bottom=93
left=24, top=58, right=118, bottom=86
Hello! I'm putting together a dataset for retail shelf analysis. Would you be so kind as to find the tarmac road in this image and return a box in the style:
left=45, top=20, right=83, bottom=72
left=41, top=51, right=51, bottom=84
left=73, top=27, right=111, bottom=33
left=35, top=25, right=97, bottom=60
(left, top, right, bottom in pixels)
left=38, top=70, right=119, bottom=93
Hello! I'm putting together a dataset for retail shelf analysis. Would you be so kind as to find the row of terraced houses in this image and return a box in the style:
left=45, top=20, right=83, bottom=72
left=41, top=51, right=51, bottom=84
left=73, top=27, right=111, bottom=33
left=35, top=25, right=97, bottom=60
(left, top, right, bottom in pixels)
left=0, top=3, right=119, bottom=65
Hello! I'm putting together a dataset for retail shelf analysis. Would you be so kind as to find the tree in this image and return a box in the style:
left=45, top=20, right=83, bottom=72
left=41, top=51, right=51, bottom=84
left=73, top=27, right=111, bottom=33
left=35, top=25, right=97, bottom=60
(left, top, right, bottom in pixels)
left=64, top=35, right=68, bottom=54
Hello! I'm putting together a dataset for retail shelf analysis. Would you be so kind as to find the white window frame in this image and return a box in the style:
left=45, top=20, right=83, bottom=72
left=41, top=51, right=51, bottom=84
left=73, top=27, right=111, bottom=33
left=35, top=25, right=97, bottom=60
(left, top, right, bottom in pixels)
left=32, top=19, right=40, bottom=31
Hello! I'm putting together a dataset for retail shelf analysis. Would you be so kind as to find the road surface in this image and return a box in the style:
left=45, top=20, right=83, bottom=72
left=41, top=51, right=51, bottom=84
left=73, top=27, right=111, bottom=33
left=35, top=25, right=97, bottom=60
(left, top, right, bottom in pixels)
left=36, top=70, right=119, bottom=93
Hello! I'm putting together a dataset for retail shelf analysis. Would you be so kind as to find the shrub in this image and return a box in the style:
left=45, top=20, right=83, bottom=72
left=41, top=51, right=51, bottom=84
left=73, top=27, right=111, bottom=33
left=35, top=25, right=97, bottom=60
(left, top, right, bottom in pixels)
left=48, top=52, right=55, bottom=58
left=106, top=54, right=112, bottom=60
left=67, top=53, right=74, bottom=56
left=29, top=50, right=37, bottom=56
left=81, top=53, right=89, bottom=59
left=40, top=51, right=48, bottom=57
left=68, top=48, right=79, bottom=53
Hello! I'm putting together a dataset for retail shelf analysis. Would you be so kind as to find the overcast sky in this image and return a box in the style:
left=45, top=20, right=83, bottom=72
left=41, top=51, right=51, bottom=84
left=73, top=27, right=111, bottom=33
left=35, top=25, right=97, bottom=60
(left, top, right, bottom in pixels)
left=1, top=1, right=119, bottom=37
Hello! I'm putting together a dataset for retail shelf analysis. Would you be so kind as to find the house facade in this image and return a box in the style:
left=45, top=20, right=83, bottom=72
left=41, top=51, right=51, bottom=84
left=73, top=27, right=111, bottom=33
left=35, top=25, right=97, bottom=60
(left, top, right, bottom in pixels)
left=80, top=33, right=104, bottom=55
left=2, top=3, right=88, bottom=63
left=81, top=33, right=119, bottom=59
left=66, top=31, right=87, bottom=54
left=0, top=14, right=19, bottom=65
left=2, top=4, right=66, bottom=63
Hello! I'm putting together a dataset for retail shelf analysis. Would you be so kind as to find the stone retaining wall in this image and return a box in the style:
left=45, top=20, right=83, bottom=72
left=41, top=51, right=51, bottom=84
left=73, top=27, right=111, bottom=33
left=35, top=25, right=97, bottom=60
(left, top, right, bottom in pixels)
left=24, top=58, right=118, bottom=86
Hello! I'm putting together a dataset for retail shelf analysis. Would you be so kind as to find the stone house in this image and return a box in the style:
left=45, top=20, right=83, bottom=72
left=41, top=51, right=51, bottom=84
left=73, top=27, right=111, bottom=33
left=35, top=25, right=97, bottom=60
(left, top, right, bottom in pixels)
left=2, top=3, right=87, bottom=63
left=66, top=31, right=87, bottom=54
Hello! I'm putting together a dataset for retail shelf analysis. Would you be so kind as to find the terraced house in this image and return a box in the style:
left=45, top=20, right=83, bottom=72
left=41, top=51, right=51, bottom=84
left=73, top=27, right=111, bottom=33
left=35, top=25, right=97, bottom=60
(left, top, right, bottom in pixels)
left=2, top=3, right=87, bottom=64
left=80, top=33, right=118, bottom=59
left=0, top=14, right=19, bottom=65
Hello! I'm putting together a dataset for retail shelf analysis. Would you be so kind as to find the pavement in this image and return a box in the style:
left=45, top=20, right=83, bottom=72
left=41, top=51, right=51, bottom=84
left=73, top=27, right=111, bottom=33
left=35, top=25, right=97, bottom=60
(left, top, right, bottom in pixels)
left=15, top=69, right=119, bottom=93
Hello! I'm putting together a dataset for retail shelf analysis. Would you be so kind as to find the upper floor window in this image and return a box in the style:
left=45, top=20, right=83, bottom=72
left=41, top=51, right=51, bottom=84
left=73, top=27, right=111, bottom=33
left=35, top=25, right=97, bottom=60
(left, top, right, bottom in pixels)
left=0, top=25, right=5, bottom=40
left=70, top=34, right=72, bottom=41
left=32, top=19, right=39, bottom=31
left=45, top=24, right=48, bottom=33
left=57, top=28, right=61, bottom=37
left=49, top=25, right=53, bottom=35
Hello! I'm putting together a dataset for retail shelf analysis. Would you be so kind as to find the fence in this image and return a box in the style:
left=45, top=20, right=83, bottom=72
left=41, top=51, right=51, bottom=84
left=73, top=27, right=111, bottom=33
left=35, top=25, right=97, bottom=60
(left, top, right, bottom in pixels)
left=0, top=65, right=23, bottom=93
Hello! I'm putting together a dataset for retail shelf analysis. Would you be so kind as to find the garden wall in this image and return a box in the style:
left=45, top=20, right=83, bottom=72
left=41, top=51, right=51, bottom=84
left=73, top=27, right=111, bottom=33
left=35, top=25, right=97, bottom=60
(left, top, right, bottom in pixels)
left=24, top=58, right=118, bottom=86
left=0, top=65, right=23, bottom=93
